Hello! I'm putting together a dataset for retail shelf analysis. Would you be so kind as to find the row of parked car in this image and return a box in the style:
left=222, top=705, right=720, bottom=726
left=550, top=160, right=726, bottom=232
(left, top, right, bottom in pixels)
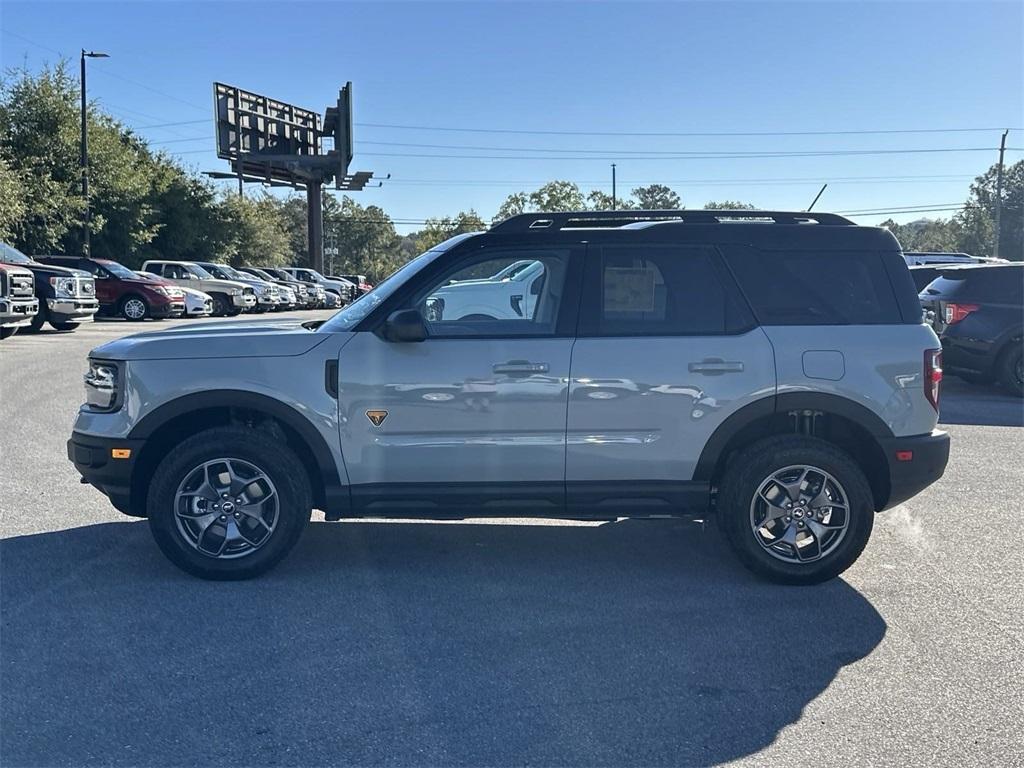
left=906, top=252, right=1023, bottom=397
left=0, top=241, right=372, bottom=340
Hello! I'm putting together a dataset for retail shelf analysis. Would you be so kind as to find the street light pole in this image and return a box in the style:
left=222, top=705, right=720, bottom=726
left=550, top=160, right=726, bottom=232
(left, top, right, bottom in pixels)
left=611, top=163, right=617, bottom=210
left=80, top=49, right=109, bottom=257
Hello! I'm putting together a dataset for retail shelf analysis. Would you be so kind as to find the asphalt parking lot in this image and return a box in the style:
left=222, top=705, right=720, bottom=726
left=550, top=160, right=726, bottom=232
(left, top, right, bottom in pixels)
left=1, top=315, right=1022, bottom=767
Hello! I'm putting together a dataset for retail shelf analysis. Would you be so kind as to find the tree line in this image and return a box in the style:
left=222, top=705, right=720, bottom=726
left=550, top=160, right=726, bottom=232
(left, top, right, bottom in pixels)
left=2, top=64, right=1019, bottom=285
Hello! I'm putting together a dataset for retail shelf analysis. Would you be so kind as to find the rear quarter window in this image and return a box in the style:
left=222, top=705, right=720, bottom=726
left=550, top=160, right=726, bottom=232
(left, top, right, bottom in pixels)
left=724, top=248, right=904, bottom=325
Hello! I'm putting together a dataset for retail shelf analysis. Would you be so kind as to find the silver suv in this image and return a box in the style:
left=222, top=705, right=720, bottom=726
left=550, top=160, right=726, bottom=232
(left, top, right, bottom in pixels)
left=69, top=210, right=950, bottom=584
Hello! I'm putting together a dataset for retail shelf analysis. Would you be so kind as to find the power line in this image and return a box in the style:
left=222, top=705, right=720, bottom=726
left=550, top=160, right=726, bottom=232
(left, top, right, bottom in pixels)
left=358, top=147, right=1021, bottom=162
left=357, top=121, right=1019, bottom=138
left=383, top=174, right=975, bottom=188
left=357, top=140, right=1019, bottom=157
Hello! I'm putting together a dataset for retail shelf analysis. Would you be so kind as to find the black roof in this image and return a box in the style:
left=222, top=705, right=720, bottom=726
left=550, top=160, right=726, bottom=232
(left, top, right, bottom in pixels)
left=483, top=209, right=898, bottom=250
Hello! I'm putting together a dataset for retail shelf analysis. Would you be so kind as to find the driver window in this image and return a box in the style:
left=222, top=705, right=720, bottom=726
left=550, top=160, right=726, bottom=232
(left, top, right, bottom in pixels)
left=412, top=249, right=569, bottom=337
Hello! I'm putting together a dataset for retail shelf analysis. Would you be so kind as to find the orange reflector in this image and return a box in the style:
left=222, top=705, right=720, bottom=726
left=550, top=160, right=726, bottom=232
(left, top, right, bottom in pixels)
left=895, top=450, right=913, bottom=462
left=111, top=448, right=132, bottom=460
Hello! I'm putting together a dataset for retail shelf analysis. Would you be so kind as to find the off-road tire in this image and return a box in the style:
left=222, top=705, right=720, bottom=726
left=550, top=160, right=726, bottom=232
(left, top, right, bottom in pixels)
left=209, top=293, right=231, bottom=317
left=147, top=426, right=312, bottom=580
left=716, top=435, right=875, bottom=585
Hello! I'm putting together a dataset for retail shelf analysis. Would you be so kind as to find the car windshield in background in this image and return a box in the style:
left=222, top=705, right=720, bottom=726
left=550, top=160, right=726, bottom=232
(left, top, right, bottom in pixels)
left=0, top=242, right=33, bottom=265
left=99, top=260, right=139, bottom=279
left=187, top=264, right=213, bottom=279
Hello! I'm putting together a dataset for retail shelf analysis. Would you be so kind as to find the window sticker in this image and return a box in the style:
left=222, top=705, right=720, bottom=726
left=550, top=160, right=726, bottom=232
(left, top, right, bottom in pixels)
left=604, top=267, right=656, bottom=312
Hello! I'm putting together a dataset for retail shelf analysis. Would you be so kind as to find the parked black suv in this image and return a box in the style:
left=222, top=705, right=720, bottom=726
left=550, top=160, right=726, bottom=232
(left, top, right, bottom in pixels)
left=919, top=263, right=1023, bottom=395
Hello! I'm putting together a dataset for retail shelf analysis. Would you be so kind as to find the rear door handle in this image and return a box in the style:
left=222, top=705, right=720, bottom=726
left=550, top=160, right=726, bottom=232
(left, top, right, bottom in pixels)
left=689, top=359, right=744, bottom=375
left=493, top=360, right=549, bottom=374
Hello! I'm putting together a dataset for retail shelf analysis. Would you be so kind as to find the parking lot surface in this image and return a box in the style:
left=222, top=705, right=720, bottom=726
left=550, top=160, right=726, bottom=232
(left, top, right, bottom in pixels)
left=2, top=315, right=1023, bottom=767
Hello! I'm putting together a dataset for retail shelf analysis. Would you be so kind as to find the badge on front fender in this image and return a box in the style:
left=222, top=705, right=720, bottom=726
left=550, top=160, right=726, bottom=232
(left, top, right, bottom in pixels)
left=366, top=410, right=388, bottom=427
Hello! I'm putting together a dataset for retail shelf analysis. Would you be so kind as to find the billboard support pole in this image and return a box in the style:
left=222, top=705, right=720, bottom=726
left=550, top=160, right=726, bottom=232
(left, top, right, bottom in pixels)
left=307, top=178, right=324, bottom=273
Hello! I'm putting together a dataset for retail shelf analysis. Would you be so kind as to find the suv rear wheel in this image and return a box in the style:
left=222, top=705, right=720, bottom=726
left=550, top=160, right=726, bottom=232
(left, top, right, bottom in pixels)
left=997, top=341, right=1023, bottom=397
left=146, top=426, right=312, bottom=580
left=717, top=435, right=874, bottom=585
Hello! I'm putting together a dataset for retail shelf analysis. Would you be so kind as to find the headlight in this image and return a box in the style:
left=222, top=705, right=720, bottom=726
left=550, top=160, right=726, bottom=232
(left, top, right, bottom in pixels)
left=84, top=359, right=121, bottom=412
left=50, top=276, right=76, bottom=297
left=152, top=286, right=170, bottom=296
left=259, top=286, right=272, bottom=296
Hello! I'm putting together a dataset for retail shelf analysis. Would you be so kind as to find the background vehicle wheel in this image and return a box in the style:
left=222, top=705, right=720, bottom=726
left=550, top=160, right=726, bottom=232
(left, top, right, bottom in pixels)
left=997, top=342, right=1023, bottom=397
left=210, top=293, right=230, bottom=316
left=49, top=320, right=80, bottom=331
left=120, top=295, right=149, bottom=321
left=26, top=310, right=46, bottom=333
left=0, top=325, right=18, bottom=340
left=716, top=435, right=874, bottom=585
left=147, top=426, right=312, bottom=580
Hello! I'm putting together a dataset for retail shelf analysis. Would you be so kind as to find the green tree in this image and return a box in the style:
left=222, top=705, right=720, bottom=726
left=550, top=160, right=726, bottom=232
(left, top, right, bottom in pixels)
left=0, top=63, right=84, bottom=254
left=703, top=200, right=757, bottom=210
left=877, top=218, right=959, bottom=253
left=955, top=161, right=1023, bottom=260
left=217, top=192, right=292, bottom=266
left=415, top=209, right=486, bottom=252
left=0, top=154, right=27, bottom=242
left=326, top=196, right=401, bottom=281
left=493, top=192, right=529, bottom=223
left=632, top=183, right=682, bottom=209
left=492, top=181, right=587, bottom=223
left=586, top=189, right=636, bottom=210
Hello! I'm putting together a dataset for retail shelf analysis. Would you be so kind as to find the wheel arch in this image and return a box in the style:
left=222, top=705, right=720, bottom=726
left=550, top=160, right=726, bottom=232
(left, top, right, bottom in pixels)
left=695, top=393, right=894, bottom=511
left=127, top=390, right=344, bottom=517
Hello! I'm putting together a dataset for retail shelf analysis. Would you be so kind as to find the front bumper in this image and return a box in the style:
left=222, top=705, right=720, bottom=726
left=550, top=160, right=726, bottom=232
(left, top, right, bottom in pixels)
left=48, top=297, right=99, bottom=320
left=0, top=297, right=39, bottom=327
left=879, top=429, right=950, bottom=510
left=151, top=299, right=185, bottom=319
left=233, top=294, right=256, bottom=309
left=68, top=431, right=146, bottom=516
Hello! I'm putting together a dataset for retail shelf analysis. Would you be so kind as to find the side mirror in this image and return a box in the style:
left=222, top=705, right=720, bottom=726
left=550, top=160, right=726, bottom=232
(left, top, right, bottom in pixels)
left=383, top=309, right=427, bottom=342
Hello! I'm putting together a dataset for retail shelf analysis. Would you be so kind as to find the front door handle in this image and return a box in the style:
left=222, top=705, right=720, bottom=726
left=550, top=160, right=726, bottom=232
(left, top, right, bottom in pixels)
left=689, top=359, right=744, bottom=375
left=493, top=360, right=549, bottom=375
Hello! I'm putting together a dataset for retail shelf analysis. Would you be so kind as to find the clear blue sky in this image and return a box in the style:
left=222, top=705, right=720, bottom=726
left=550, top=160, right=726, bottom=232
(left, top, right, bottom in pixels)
left=2, top=1, right=1022, bottom=233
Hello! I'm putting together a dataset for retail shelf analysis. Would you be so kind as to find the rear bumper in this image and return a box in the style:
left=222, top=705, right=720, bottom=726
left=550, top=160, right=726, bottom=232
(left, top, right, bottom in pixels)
left=878, top=429, right=950, bottom=510
left=68, top=431, right=145, bottom=516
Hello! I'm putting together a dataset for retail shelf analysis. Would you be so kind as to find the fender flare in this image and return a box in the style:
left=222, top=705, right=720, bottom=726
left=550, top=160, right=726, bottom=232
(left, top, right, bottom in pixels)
left=693, top=392, right=894, bottom=482
left=129, top=389, right=343, bottom=507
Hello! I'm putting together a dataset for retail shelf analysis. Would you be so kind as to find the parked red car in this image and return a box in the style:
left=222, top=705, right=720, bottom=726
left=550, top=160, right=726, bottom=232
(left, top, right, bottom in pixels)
left=37, top=256, right=184, bottom=320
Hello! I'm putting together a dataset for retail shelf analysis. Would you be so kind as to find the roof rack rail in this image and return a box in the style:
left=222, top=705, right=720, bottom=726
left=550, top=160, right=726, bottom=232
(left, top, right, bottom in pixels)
left=490, top=209, right=854, bottom=233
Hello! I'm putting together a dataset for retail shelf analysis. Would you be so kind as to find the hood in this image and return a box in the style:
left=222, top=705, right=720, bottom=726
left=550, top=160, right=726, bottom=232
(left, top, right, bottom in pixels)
left=22, top=261, right=91, bottom=279
left=90, top=319, right=331, bottom=361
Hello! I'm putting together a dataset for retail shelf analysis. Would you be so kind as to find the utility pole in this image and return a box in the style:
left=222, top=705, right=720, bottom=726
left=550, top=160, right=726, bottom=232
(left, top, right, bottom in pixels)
left=80, top=49, right=109, bottom=256
left=307, top=179, right=324, bottom=273
left=611, top=163, right=617, bottom=210
left=994, top=129, right=1008, bottom=259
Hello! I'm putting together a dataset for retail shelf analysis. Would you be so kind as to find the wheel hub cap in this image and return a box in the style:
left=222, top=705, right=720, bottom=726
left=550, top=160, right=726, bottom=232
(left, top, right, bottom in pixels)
left=173, top=458, right=279, bottom=559
left=749, top=464, right=851, bottom=564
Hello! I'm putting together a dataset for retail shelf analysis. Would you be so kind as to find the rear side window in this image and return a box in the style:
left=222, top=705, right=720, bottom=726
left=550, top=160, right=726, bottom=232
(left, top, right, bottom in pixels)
left=725, top=248, right=903, bottom=325
left=580, top=245, right=753, bottom=336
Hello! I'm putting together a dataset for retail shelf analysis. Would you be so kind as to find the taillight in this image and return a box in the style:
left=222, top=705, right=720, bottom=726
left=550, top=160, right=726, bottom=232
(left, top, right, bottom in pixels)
left=924, top=348, right=942, bottom=412
left=943, top=303, right=979, bottom=325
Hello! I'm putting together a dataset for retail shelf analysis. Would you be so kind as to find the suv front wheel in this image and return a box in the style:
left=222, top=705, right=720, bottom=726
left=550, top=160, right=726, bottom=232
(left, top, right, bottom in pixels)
left=716, top=435, right=874, bottom=585
left=146, top=426, right=312, bottom=579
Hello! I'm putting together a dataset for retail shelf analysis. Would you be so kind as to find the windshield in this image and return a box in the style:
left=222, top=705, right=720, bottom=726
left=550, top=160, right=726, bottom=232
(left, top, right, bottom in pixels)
left=99, top=260, right=140, bottom=279
left=0, top=242, right=32, bottom=265
left=187, top=264, right=213, bottom=279
left=319, top=249, right=444, bottom=332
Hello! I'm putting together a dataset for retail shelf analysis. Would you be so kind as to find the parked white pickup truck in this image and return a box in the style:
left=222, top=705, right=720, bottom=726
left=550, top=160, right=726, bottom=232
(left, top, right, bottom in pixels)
left=426, top=259, right=546, bottom=321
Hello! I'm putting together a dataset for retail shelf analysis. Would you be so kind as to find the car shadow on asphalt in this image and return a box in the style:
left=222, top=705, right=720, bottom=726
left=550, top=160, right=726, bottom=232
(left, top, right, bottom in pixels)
left=1, top=518, right=885, bottom=767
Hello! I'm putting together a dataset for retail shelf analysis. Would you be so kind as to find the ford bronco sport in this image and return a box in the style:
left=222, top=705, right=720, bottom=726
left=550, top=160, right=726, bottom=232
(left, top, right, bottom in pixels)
left=68, top=210, right=950, bottom=584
